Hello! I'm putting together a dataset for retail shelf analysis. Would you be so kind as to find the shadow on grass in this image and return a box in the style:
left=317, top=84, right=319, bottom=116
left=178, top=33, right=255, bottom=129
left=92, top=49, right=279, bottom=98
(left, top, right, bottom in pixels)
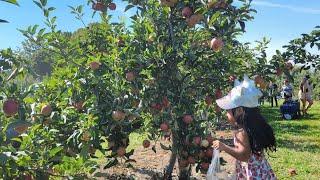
left=271, top=123, right=311, bottom=135
left=277, top=138, right=320, bottom=153
left=260, top=106, right=282, bottom=121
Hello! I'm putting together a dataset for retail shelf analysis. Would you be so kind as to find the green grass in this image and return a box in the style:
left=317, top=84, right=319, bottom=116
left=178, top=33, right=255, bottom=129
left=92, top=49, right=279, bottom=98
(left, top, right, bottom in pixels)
left=261, top=101, right=320, bottom=180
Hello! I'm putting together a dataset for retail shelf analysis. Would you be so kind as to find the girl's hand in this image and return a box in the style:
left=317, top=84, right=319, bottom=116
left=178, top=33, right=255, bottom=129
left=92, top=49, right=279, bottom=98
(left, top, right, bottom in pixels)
left=212, top=140, right=226, bottom=151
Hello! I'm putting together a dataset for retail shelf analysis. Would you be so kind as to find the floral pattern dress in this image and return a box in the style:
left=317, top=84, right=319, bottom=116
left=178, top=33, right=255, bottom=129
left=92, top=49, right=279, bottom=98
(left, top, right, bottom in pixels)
left=235, top=153, right=276, bottom=180
left=233, top=133, right=276, bottom=180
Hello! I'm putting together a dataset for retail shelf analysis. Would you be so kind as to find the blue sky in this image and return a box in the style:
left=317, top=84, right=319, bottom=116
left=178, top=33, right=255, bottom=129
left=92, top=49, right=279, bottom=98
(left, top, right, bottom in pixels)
left=0, top=0, right=319, bottom=57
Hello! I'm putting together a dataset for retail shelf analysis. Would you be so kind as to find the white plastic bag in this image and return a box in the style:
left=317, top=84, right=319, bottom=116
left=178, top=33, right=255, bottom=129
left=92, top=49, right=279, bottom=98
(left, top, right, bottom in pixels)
left=206, top=149, right=220, bottom=180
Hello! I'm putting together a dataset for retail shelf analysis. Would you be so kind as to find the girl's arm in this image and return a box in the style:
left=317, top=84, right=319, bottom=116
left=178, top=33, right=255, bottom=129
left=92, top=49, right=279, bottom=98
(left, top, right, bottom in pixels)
left=213, top=129, right=251, bottom=162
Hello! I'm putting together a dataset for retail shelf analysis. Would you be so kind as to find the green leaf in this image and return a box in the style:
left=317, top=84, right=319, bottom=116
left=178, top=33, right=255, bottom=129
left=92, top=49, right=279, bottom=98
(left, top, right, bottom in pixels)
left=31, top=25, right=39, bottom=34
left=125, top=149, right=134, bottom=159
left=125, top=5, right=134, bottom=12
left=33, top=0, right=42, bottom=9
left=38, top=28, right=45, bottom=36
left=49, top=146, right=63, bottom=157
left=48, top=7, right=55, bottom=12
left=0, top=19, right=9, bottom=23
left=160, top=143, right=171, bottom=151
left=0, top=0, right=19, bottom=6
left=77, top=5, right=83, bottom=13
left=0, top=153, right=9, bottom=166
left=40, top=0, right=47, bottom=6
left=44, top=9, right=49, bottom=17
left=68, top=5, right=75, bottom=11
left=151, top=145, right=156, bottom=153
left=208, top=12, right=220, bottom=26
left=125, top=159, right=137, bottom=163
left=104, top=159, right=118, bottom=169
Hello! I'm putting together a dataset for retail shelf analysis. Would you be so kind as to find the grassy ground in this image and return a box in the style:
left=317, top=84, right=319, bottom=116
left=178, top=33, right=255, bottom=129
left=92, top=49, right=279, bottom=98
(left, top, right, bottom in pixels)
left=261, top=101, right=320, bottom=179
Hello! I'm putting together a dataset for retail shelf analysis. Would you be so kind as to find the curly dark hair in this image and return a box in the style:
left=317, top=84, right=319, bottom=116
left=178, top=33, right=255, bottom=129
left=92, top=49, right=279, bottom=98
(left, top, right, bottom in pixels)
left=232, top=107, right=276, bottom=154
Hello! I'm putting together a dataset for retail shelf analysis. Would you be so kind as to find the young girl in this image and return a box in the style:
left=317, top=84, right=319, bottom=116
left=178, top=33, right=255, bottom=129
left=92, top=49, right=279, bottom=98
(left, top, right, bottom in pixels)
left=213, top=75, right=277, bottom=180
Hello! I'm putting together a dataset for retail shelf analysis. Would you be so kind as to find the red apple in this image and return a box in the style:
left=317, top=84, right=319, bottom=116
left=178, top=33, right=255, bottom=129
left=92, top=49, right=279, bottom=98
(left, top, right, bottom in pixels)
left=160, top=123, right=169, bottom=132
left=187, top=156, right=196, bottom=164
left=41, top=104, right=52, bottom=116
left=186, top=14, right=203, bottom=27
left=162, top=96, right=170, bottom=108
left=143, top=140, right=150, bottom=148
left=205, top=95, right=213, bottom=106
left=276, top=68, right=283, bottom=76
left=182, top=7, right=192, bottom=18
left=215, top=89, right=223, bottom=99
left=89, top=61, right=101, bottom=70
left=112, top=110, right=125, bottom=121
left=179, top=159, right=189, bottom=167
left=108, top=3, right=116, bottom=10
left=201, top=162, right=210, bottom=170
left=73, top=101, right=84, bottom=111
left=126, top=71, right=136, bottom=82
left=117, top=147, right=126, bottom=157
left=25, top=174, right=33, bottom=180
left=183, top=115, right=193, bottom=124
left=210, top=38, right=224, bottom=52
left=92, top=2, right=105, bottom=11
left=253, top=75, right=263, bottom=85
left=193, top=136, right=201, bottom=145
left=205, top=147, right=214, bottom=158
left=151, top=103, right=162, bottom=111
left=3, top=99, right=19, bottom=116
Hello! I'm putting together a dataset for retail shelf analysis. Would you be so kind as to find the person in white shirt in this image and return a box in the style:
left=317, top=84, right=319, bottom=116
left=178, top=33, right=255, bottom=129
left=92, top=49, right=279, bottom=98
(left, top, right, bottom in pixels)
left=282, top=79, right=293, bottom=101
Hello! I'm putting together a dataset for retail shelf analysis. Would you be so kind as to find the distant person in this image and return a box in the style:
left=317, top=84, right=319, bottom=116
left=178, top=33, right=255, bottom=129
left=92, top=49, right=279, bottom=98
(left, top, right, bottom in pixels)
left=299, top=75, right=313, bottom=115
left=282, top=79, right=293, bottom=101
left=268, top=80, right=278, bottom=107
left=281, top=79, right=301, bottom=120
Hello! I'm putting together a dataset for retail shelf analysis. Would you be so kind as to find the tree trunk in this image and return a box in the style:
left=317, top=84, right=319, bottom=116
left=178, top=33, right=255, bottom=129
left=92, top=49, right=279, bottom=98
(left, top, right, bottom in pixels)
left=178, top=166, right=191, bottom=180
left=164, top=130, right=177, bottom=179
left=164, top=150, right=177, bottom=180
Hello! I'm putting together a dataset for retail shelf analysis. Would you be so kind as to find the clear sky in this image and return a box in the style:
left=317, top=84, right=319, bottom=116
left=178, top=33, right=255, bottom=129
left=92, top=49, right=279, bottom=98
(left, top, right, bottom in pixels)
left=0, top=0, right=319, bottom=57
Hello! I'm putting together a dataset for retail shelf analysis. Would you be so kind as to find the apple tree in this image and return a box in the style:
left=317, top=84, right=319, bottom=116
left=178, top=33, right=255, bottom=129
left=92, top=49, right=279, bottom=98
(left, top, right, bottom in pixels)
left=1, top=0, right=143, bottom=178
left=118, top=0, right=256, bottom=178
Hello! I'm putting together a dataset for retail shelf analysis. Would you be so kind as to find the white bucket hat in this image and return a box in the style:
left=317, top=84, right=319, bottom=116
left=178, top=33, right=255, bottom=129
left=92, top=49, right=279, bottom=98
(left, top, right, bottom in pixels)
left=216, top=75, right=263, bottom=110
